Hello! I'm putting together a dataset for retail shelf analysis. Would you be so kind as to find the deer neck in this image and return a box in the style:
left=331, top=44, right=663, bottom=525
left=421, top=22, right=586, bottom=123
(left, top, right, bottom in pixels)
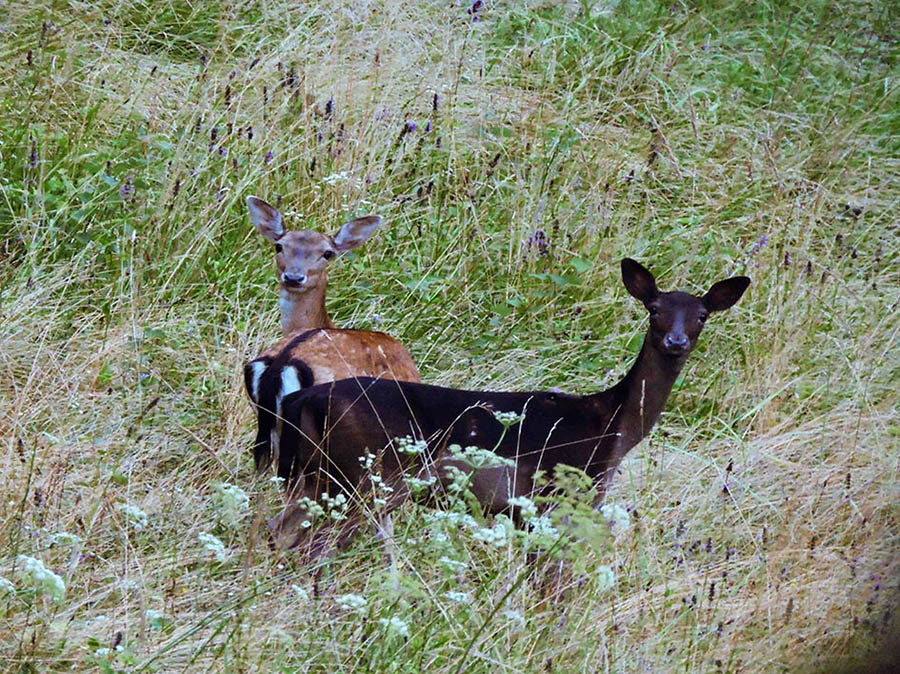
left=602, top=333, right=688, bottom=457
left=279, top=284, right=335, bottom=335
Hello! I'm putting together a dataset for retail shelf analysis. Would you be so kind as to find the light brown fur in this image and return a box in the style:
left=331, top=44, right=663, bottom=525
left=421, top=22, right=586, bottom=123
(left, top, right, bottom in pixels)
left=244, top=197, right=421, bottom=548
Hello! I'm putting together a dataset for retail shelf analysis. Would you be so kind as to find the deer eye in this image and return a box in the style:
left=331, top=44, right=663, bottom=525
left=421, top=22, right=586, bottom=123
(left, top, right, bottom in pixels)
left=274, top=243, right=283, bottom=253
left=648, top=306, right=659, bottom=316
left=698, top=313, right=708, bottom=323
left=322, top=250, right=336, bottom=260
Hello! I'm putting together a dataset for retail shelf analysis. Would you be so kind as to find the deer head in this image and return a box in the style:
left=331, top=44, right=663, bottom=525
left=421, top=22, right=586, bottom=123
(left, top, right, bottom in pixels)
left=621, top=258, right=750, bottom=359
left=247, top=196, right=383, bottom=296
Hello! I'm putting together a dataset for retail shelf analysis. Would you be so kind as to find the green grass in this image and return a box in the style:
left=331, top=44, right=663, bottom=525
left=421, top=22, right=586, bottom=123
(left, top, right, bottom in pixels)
left=1, top=0, right=898, bottom=671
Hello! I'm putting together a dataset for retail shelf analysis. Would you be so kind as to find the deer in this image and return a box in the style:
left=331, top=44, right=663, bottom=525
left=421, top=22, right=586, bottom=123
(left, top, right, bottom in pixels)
left=271, top=258, right=750, bottom=552
left=242, top=196, right=421, bottom=544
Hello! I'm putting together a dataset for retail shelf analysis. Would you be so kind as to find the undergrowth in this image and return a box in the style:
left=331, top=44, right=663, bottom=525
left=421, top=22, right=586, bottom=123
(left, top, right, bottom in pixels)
left=1, top=0, right=897, bottom=672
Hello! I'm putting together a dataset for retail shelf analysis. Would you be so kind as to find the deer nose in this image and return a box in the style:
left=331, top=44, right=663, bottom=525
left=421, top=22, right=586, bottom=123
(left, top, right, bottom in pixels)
left=664, top=333, right=689, bottom=351
left=282, top=273, right=307, bottom=288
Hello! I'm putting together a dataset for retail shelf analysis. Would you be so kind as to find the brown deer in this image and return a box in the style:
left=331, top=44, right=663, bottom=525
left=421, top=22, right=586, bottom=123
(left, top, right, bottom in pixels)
left=242, top=196, right=421, bottom=491
left=273, top=258, right=749, bottom=551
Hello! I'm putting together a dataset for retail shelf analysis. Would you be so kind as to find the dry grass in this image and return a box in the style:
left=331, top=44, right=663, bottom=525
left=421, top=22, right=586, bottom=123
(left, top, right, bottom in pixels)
left=1, top=0, right=898, bottom=671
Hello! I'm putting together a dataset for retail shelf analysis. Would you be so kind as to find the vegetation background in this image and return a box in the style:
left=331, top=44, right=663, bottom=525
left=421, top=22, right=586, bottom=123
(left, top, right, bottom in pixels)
left=1, top=0, right=897, bottom=671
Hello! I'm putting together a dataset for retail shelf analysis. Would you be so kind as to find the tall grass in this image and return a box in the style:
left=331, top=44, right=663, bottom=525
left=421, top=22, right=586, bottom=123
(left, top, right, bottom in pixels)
left=1, top=0, right=897, bottom=671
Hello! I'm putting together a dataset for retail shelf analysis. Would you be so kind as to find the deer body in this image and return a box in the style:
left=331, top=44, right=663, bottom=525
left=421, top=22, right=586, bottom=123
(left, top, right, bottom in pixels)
left=272, top=259, right=749, bottom=549
left=242, top=196, right=421, bottom=473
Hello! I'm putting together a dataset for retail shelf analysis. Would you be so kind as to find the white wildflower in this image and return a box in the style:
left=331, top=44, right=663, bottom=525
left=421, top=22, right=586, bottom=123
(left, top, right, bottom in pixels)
left=358, top=451, right=376, bottom=470
left=443, top=591, right=471, bottom=603
left=441, top=464, right=471, bottom=494
left=395, top=436, right=428, bottom=455
left=369, top=474, right=394, bottom=494
left=119, top=578, right=139, bottom=593
left=213, top=483, right=250, bottom=527
left=507, top=496, right=537, bottom=520
left=49, top=531, right=81, bottom=546
left=404, top=475, right=437, bottom=493
left=0, top=577, right=14, bottom=595
left=595, top=564, right=616, bottom=592
left=17, top=556, right=65, bottom=601
left=472, top=518, right=513, bottom=547
left=269, top=476, right=285, bottom=487
left=600, top=503, right=631, bottom=535
left=529, top=514, right=559, bottom=539
left=118, top=503, right=148, bottom=531
left=437, top=556, right=469, bottom=573
left=449, top=444, right=515, bottom=469
left=378, top=616, right=410, bottom=638
left=322, top=171, right=359, bottom=186
left=501, top=609, right=526, bottom=630
left=94, top=647, right=111, bottom=658
left=423, top=510, right=478, bottom=529
left=321, top=492, right=348, bottom=521
left=296, top=496, right=325, bottom=519
left=291, top=584, right=309, bottom=602
left=335, top=594, right=367, bottom=611
left=198, top=532, right=228, bottom=562
left=493, top=410, right=525, bottom=427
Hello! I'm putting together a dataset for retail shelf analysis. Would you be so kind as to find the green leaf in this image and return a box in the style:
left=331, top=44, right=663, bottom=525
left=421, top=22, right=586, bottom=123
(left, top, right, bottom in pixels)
left=570, top=257, right=592, bottom=274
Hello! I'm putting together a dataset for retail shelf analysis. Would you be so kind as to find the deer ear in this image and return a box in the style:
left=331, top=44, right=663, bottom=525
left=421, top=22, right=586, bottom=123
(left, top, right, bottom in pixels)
left=703, top=276, right=750, bottom=312
left=333, top=215, right=382, bottom=253
left=621, top=258, right=658, bottom=303
left=247, top=196, right=284, bottom=242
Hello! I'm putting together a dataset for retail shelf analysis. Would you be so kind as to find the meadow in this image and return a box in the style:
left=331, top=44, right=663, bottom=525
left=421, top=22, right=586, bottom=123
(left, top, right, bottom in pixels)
left=0, top=0, right=898, bottom=671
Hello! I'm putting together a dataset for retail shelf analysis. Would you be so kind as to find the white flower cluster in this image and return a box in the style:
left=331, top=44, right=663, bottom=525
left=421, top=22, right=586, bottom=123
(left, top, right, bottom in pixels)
left=492, top=410, right=525, bottom=427
left=448, top=444, right=515, bottom=469
left=404, top=475, right=437, bottom=493
left=595, top=564, right=616, bottom=592
left=17, top=556, right=65, bottom=601
left=437, top=556, right=468, bottom=572
left=0, top=576, right=15, bottom=595
left=441, top=464, right=471, bottom=494
left=213, top=483, right=249, bottom=527
left=378, top=616, right=410, bottom=638
left=322, top=171, right=360, bottom=187
left=296, top=496, right=325, bottom=521
left=395, top=436, right=428, bottom=455
left=321, top=492, right=348, bottom=521
left=472, top=517, right=513, bottom=547
left=423, top=510, right=478, bottom=529
left=443, top=591, right=471, bottom=604
left=291, top=584, right=309, bottom=601
left=507, top=496, right=537, bottom=520
left=501, top=609, right=526, bottom=630
left=198, top=532, right=227, bottom=562
left=118, top=503, right=148, bottom=531
left=358, top=451, right=376, bottom=470
left=529, top=514, right=559, bottom=539
left=368, top=474, right=394, bottom=507
left=335, top=593, right=367, bottom=611
left=600, top=503, right=631, bottom=535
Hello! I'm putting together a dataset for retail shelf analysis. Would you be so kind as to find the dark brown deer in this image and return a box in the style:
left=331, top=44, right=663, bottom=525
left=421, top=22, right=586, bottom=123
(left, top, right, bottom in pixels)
left=273, top=258, right=749, bottom=550
left=242, top=196, right=421, bottom=477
